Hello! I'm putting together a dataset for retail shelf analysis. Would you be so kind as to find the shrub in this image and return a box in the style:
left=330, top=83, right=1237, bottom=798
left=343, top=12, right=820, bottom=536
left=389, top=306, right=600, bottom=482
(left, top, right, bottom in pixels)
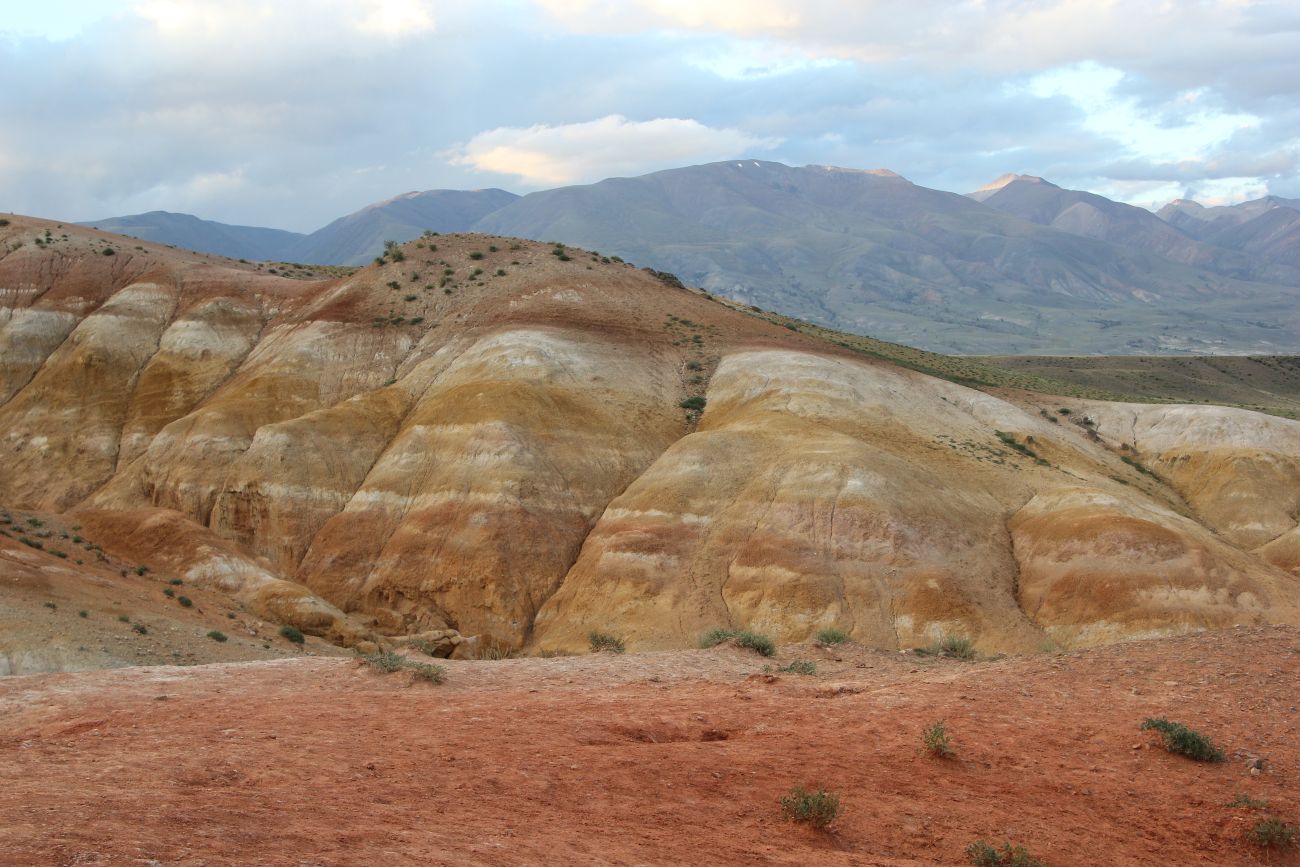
left=406, top=661, right=446, bottom=684
left=700, top=628, right=775, bottom=657
left=469, top=251, right=484, bottom=260
left=679, top=396, right=707, bottom=412
left=132, top=623, right=148, bottom=635
left=1140, top=718, right=1224, bottom=762
left=966, top=841, right=1047, bottom=867
left=43, top=601, right=57, bottom=610
left=169, top=578, right=182, bottom=586
left=135, top=565, right=149, bottom=575
left=163, top=588, right=175, bottom=597
left=780, top=786, right=840, bottom=829
left=1228, top=793, right=1269, bottom=809
left=685, top=360, right=702, bottom=371
left=207, top=630, right=228, bottom=642
left=279, top=624, right=305, bottom=644
left=177, top=595, right=193, bottom=608
left=815, top=627, right=850, bottom=645
left=117, top=614, right=130, bottom=623
left=488, top=245, right=498, bottom=252
left=0, top=218, right=9, bottom=227
left=778, top=660, right=816, bottom=675
left=917, top=634, right=977, bottom=660
left=588, top=631, right=626, bottom=654
left=102, top=247, right=115, bottom=256
left=360, top=650, right=406, bottom=672
left=78, top=609, right=88, bottom=618
left=1248, top=818, right=1296, bottom=848
left=358, top=649, right=446, bottom=684
left=921, top=721, right=955, bottom=758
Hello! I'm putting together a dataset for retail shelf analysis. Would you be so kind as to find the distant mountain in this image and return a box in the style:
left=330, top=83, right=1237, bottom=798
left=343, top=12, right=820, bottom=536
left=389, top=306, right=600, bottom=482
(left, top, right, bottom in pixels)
left=80, top=211, right=304, bottom=261
left=85, top=189, right=520, bottom=267
left=965, top=175, right=1290, bottom=282
left=473, top=160, right=1299, bottom=354
left=1159, top=196, right=1300, bottom=268
left=286, top=188, right=519, bottom=265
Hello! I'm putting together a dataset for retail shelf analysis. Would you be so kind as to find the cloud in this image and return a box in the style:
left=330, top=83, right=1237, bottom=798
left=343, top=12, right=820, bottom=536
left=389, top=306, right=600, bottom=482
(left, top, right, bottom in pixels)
left=448, top=115, right=780, bottom=186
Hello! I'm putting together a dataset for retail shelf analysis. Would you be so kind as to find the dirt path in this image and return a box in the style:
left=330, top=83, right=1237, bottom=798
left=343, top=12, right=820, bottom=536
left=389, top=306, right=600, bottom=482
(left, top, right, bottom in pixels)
left=2, top=628, right=1298, bottom=866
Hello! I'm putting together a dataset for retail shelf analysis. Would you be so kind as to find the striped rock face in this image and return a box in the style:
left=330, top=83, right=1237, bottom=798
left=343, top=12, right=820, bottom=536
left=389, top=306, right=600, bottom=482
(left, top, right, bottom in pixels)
left=2, top=217, right=1299, bottom=654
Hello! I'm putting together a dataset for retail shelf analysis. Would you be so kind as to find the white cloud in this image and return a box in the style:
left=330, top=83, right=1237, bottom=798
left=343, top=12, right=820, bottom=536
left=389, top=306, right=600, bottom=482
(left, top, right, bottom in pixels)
left=448, top=115, right=780, bottom=186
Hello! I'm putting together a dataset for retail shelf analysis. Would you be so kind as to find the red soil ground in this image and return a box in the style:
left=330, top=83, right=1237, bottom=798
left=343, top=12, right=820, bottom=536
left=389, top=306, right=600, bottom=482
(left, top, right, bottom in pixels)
left=2, top=627, right=1298, bottom=866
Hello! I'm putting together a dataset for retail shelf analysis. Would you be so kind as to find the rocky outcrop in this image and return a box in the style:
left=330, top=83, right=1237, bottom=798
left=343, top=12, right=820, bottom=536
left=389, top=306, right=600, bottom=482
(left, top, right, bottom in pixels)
left=2, top=215, right=1299, bottom=655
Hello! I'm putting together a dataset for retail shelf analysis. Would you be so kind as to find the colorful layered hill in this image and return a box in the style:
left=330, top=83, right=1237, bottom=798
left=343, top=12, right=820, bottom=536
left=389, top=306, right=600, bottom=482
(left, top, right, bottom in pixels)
left=2, top=216, right=1300, bottom=667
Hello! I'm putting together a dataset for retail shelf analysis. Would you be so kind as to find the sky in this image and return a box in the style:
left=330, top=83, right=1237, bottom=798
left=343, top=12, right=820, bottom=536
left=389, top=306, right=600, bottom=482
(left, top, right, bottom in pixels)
left=1, top=0, right=1297, bottom=232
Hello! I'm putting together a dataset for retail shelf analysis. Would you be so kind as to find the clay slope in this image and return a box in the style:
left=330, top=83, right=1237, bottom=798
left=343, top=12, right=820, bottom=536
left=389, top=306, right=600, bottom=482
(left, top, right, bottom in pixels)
left=2, top=215, right=1299, bottom=660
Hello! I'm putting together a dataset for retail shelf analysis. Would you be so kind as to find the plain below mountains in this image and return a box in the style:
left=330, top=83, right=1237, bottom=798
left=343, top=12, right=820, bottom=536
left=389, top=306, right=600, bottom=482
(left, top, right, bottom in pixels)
left=75, top=161, right=1300, bottom=355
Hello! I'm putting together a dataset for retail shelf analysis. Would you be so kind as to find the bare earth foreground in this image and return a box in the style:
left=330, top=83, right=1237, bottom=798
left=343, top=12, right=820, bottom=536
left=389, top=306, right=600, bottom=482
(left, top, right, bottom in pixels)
left=2, top=629, right=1298, bottom=866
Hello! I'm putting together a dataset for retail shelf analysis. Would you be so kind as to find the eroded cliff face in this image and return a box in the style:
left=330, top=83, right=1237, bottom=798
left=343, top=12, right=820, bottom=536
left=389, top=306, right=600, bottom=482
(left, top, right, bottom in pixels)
left=2, top=216, right=1298, bottom=654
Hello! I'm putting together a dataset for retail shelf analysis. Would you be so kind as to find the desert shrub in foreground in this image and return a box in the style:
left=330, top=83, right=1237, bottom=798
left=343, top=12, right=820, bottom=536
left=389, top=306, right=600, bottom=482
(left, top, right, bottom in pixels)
left=700, top=628, right=775, bottom=657
left=814, top=627, right=850, bottom=645
left=780, top=786, right=840, bottom=829
left=588, top=631, right=626, bottom=654
left=1248, top=818, right=1296, bottom=849
left=206, top=630, right=228, bottom=642
left=966, top=841, right=1047, bottom=867
left=279, top=624, right=305, bottom=645
left=358, top=649, right=446, bottom=684
left=1140, top=717, right=1224, bottom=762
left=921, top=721, right=955, bottom=758
left=916, top=634, right=977, bottom=660
left=778, top=660, right=816, bottom=675
left=1228, top=793, right=1269, bottom=809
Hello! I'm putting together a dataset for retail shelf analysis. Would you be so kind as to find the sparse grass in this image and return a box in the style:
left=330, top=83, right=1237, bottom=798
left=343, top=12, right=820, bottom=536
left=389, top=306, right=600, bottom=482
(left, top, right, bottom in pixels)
left=358, top=649, right=446, bottom=684
left=206, top=630, right=228, bottom=642
left=1140, top=717, right=1224, bottom=762
left=780, top=786, right=840, bottom=829
left=966, top=841, right=1047, bottom=867
left=778, top=660, right=816, bottom=675
left=279, top=624, right=305, bottom=645
left=921, top=721, right=955, bottom=758
left=117, top=614, right=130, bottom=623
left=700, top=627, right=776, bottom=657
left=814, top=627, right=850, bottom=645
left=1248, top=817, right=1296, bottom=849
left=1228, top=794, right=1269, bottom=809
left=916, top=634, right=977, bottom=660
left=588, top=631, right=626, bottom=654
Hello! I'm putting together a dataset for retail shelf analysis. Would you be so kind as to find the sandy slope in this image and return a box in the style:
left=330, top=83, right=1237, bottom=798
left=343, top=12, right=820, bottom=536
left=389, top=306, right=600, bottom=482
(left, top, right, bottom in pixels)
left=1, top=628, right=1297, bottom=866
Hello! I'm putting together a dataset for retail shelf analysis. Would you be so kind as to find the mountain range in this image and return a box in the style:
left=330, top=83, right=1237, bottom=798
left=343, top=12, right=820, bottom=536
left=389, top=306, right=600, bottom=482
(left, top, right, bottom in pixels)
left=75, top=161, right=1300, bottom=355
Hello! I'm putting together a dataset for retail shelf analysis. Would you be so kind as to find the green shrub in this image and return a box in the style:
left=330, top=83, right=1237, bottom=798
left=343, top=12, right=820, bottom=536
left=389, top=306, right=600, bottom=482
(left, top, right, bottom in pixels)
left=78, top=610, right=88, bottom=618
left=700, top=628, right=775, bottom=657
left=135, top=565, right=149, bottom=575
left=469, top=251, right=484, bottom=260
left=0, top=218, right=9, bottom=227
left=177, top=595, right=193, bottom=608
left=132, top=623, right=148, bottom=635
left=279, top=624, right=305, bottom=644
left=815, top=627, right=850, bottom=645
left=206, top=630, right=228, bottom=642
left=117, top=614, right=130, bottom=623
left=778, top=660, right=816, bottom=675
left=588, top=631, right=626, bottom=654
left=360, top=650, right=406, bottom=672
left=921, top=721, right=955, bottom=758
left=1140, top=718, right=1224, bottom=762
left=916, top=634, right=977, bottom=660
left=1228, top=793, right=1269, bottom=809
left=163, top=588, right=175, bottom=597
left=966, top=841, right=1047, bottom=867
left=685, top=360, right=702, bottom=371
left=406, top=660, right=446, bottom=684
left=679, top=396, right=707, bottom=412
left=780, top=786, right=840, bottom=829
left=102, top=247, right=115, bottom=256
left=169, top=578, right=182, bottom=586
left=1248, top=817, right=1296, bottom=848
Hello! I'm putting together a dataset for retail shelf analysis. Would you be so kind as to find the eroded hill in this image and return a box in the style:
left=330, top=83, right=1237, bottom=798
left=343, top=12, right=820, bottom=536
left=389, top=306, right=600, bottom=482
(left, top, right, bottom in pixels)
left=2, top=216, right=1300, bottom=668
